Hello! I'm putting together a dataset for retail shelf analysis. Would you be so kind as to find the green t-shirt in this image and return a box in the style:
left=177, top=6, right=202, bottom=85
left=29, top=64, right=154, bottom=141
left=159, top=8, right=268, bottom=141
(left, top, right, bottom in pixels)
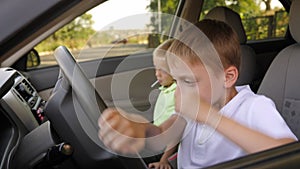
left=153, top=82, right=176, bottom=126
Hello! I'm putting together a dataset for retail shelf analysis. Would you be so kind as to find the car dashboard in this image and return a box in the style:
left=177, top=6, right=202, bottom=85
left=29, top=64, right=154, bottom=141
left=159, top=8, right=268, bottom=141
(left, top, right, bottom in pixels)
left=0, top=67, right=60, bottom=169
left=0, top=67, right=126, bottom=169
left=1, top=68, right=46, bottom=129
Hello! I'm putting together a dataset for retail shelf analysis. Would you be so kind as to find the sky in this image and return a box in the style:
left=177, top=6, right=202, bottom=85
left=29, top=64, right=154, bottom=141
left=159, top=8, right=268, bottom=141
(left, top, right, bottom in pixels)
left=88, top=0, right=151, bottom=30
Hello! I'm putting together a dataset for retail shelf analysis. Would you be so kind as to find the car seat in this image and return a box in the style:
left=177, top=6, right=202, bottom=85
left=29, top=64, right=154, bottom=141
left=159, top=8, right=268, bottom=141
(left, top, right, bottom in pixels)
left=257, top=0, right=300, bottom=139
left=205, top=6, right=256, bottom=86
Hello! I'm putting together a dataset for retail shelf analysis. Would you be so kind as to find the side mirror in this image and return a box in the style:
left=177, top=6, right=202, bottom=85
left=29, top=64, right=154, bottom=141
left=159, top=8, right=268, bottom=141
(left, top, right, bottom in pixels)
left=12, top=49, right=41, bottom=71
left=26, top=49, right=41, bottom=68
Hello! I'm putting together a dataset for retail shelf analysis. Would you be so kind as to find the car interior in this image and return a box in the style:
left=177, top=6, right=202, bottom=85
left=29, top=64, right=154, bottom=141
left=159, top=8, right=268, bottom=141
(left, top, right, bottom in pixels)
left=1, top=0, right=300, bottom=168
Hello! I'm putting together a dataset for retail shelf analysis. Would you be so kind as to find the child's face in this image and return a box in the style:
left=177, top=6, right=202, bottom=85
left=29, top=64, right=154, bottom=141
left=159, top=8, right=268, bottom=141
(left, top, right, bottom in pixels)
left=168, top=55, right=225, bottom=117
left=155, top=68, right=174, bottom=87
left=153, top=54, right=174, bottom=87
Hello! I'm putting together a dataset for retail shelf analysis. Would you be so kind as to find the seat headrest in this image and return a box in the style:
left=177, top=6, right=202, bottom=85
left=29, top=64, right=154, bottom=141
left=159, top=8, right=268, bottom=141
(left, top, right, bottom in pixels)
left=289, top=0, right=300, bottom=43
left=205, top=6, right=247, bottom=44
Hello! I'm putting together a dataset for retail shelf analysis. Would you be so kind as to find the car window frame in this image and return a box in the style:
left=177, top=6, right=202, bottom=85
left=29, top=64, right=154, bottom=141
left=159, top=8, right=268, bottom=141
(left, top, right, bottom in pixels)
left=0, top=0, right=104, bottom=68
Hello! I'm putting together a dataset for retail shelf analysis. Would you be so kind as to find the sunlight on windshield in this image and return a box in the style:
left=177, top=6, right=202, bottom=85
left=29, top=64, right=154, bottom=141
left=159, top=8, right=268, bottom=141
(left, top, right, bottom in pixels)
left=88, top=0, right=151, bottom=31
left=37, top=0, right=179, bottom=67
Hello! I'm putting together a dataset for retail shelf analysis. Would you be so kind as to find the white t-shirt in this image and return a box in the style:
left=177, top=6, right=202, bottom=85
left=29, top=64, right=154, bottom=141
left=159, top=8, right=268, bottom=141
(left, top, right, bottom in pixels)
left=177, top=85, right=297, bottom=169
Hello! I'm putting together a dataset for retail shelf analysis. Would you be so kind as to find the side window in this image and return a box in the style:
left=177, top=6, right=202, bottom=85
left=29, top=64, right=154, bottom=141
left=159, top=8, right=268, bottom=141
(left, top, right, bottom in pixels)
left=200, top=0, right=288, bottom=41
left=34, top=0, right=179, bottom=68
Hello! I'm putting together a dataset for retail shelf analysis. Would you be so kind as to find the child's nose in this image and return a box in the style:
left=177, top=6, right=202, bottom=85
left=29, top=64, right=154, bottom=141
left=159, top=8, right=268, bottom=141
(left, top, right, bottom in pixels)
left=155, top=70, right=161, bottom=77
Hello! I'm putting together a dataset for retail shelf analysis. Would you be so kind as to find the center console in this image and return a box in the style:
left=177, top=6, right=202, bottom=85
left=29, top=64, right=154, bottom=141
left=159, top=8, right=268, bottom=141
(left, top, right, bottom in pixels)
left=0, top=67, right=62, bottom=169
left=0, top=68, right=46, bottom=131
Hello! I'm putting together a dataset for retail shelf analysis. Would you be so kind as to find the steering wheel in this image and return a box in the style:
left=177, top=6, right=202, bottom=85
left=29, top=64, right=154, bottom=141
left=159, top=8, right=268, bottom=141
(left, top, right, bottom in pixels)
left=54, top=46, right=106, bottom=137
left=46, top=46, right=148, bottom=169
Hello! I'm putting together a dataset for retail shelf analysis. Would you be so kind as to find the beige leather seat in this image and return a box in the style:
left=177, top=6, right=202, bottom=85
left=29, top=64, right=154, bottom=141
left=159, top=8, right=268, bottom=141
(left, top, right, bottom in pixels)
left=258, top=0, right=300, bottom=138
left=205, top=6, right=256, bottom=86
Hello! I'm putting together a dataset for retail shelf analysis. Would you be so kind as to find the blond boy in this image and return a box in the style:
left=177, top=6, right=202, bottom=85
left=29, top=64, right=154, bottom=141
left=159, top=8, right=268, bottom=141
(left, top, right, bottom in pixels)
left=98, top=19, right=296, bottom=168
left=149, top=39, right=177, bottom=169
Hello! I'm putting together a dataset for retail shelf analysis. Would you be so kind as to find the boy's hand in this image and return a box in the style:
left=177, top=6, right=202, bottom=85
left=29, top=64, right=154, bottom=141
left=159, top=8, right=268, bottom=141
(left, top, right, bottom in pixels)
left=174, top=84, right=223, bottom=124
left=179, top=97, right=221, bottom=126
left=98, top=108, right=148, bottom=154
left=177, top=96, right=209, bottom=120
left=148, top=161, right=172, bottom=169
left=198, top=100, right=219, bottom=122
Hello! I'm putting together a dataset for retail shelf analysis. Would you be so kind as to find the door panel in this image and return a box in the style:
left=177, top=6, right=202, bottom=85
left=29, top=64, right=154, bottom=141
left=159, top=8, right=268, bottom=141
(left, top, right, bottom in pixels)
left=26, top=50, right=157, bottom=115
left=95, top=68, right=159, bottom=121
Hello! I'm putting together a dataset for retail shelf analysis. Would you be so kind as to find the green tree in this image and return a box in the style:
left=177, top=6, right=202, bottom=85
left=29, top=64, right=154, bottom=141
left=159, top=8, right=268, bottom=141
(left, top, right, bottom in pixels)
left=36, top=13, right=96, bottom=52
left=148, top=0, right=178, bottom=33
left=147, top=0, right=179, bottom=47
left=201, top=0, right=260, bottom=18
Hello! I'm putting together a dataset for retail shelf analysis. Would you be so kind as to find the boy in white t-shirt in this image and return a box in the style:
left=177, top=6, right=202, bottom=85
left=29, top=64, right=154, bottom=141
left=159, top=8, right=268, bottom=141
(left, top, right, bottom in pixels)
left=98, top=19, right=297, bottom=168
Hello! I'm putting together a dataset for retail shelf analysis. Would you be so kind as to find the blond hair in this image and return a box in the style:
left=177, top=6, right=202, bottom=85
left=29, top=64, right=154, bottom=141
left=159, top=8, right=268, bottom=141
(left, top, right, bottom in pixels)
left=153, top=39, right=174, bottom=73
left=168, top=19, right=241, bottom=75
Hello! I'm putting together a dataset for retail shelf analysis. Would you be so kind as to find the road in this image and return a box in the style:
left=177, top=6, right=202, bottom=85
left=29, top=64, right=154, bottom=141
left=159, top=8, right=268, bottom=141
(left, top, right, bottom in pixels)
left=39, top=44, right=148, bottom=67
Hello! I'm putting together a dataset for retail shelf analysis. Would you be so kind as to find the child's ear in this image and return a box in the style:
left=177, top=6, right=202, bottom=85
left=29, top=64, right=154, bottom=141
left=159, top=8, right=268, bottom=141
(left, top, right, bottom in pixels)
left=224, top=66, right=238, bottom=88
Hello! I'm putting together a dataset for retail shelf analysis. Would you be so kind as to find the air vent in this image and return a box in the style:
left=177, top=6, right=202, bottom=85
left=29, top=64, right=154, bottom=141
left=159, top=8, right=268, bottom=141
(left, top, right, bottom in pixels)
left=15, top=79, right=35, bottom=102
left=21, top=79, right=34, bottom=94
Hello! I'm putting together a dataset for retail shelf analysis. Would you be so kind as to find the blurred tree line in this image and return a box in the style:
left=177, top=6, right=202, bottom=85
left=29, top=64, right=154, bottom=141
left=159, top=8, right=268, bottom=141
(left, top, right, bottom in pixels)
left=35, top=13, right=95, bottom=52
left=36, top=0, right=288, bottom=53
